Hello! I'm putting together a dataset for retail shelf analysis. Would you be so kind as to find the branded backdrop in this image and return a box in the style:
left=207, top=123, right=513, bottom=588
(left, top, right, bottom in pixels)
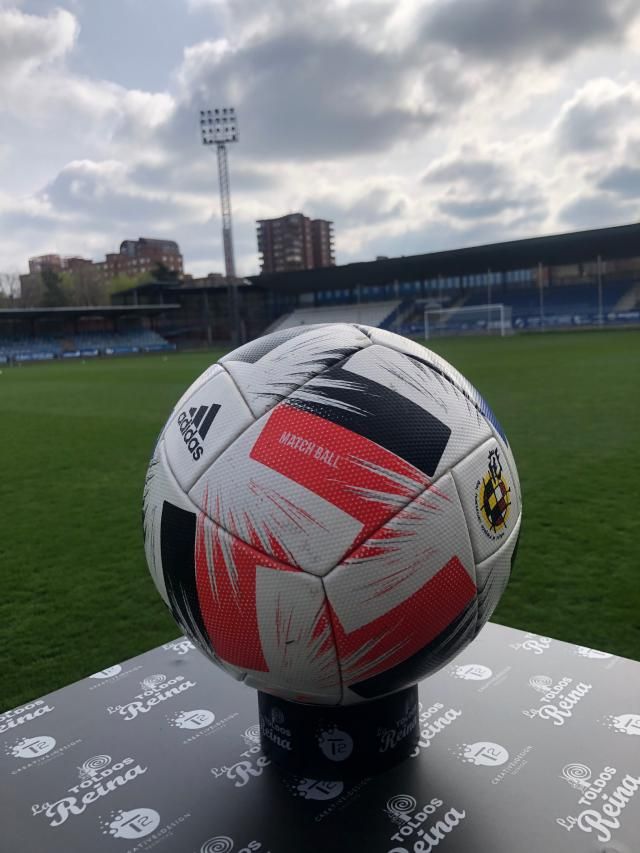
left=1, top=623, right=639, bottom=853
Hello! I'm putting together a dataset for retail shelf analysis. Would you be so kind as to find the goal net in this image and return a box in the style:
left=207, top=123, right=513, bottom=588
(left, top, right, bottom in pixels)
left=424, top=303, right=512, bottom=339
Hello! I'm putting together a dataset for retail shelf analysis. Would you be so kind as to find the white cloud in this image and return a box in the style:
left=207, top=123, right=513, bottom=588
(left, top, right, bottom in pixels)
left=424, top=0, right=639, bottom=63
left=559, top=193, right=638, bottom=230
left=554, top=78, right=640, bottom=155
left=0, top=6, right=77, bottom=75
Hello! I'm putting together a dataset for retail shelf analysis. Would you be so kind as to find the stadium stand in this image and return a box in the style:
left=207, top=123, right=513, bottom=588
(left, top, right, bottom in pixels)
left=72, top=329, right=171, bottom=352
left=0, top=337, right=63, bottom=360
left=269, top=300, right=401, bottom=331
left=115, top=223, right=640, bottom=344
left=7, top=224, right=640, bottom=358
left=394, top=280, right=640, bottom=336
left=0, top=329, right=172, bottom=363
left=462, top=281, right=630, bottom=316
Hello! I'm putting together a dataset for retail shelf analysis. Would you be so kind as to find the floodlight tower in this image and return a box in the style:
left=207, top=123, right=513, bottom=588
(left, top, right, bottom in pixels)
left=200, top=107, right=241, bottom=345
left=200, top=107, right=238, bottom=277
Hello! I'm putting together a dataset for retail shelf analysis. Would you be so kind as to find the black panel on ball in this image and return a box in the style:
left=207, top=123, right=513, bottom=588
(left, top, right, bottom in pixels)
left=286, top=365, right=452, bottom=477
left=160, top=501, right=205, bottom=645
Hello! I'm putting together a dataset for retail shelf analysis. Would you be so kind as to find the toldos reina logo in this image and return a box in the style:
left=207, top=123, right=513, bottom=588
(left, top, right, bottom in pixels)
left=522, top=674, right=592, bottom=726
left=384, top=793, right=466, bottom=853
left=0, top=699, right=55, bottom=734
left=200, top=835, right=267, bottom=853
left=31, top=754, right=147, bottom=827
left=211, top=726, right=271, bottom=788
left=108, top=673, right=197, bottom=721
left=410, top=702, right=462, bottom=758
left=162, top=638, right=195, bottom=655
left=177, top=403, right=220, bottom=460
left=377, top=696, right=419, bottom=753
left=509, top=632, right=552, bottom=655
left=556, top=761, right=640, bottom=844
left=259, top=707, right=293, bottom=751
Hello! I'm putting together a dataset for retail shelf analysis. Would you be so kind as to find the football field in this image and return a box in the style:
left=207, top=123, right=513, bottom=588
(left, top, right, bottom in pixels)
left=2, top=330, right=639, bottom=711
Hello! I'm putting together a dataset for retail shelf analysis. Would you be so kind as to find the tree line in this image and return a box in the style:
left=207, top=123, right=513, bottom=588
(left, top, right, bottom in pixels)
left=0, top=264, right=179, bottom=308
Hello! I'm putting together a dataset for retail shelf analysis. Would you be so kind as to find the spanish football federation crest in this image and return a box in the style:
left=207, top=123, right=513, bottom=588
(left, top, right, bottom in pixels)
left=474, top=448, right=511, bottom=541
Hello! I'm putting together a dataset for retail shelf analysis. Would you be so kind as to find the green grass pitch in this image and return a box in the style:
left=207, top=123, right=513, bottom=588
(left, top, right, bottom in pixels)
left=1, top=330, right=639, bottom=711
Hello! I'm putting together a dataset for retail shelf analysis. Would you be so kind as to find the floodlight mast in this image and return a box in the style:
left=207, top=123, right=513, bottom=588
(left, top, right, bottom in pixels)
left=216, top=143, right=235, bottom=278
left=200, top=107, right=238, bottom=278
left=200, top=107, right=240, bottom=344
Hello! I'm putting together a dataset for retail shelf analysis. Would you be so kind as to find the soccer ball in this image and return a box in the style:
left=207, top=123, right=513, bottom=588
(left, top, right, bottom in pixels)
left=143, top=325, right=521, bottom=705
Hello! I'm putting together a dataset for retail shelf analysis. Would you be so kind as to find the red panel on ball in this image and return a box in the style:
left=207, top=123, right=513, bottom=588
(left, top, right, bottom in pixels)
left=194, top=509, right=299, bottom=672
left=250, top=403, right=430, bottom=554
left=328, top=555, right=477, bottom=687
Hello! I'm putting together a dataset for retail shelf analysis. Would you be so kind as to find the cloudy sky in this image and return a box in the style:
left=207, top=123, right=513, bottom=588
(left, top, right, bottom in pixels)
left=2, top=0, right=640, bottom=278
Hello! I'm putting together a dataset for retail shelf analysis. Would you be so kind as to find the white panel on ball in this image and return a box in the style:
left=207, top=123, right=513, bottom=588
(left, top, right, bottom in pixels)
left=361, top=327, right=481, bottom=400
left=369, top=325, right=521, bottom=509
left=188, top=417, right=363, bottom=575
left=172, top=363, right=223, bottom=420
left=222, top=323, right=371, bottom=419
left=152, top=365, right=224, bottom=449
left=474, top=515, right=521, bottom=624
left=254, top=567, right=341, bottom=703
left=363, top=327, right=511, bottom=449
left=451, top=437, right=521, bottom=564
left=339, top=345, right=492, bottom=478
left=163, top=368, right=254, bottom=492
left=324, top=472, right=475, bottom=634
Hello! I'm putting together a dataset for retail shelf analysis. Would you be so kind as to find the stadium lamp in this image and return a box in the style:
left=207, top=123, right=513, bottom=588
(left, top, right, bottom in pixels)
left=199, top=107, right=239, bottom=146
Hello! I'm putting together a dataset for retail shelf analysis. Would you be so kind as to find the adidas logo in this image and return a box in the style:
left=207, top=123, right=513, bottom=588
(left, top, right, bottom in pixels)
left=177, top=403, right=220, bottom=461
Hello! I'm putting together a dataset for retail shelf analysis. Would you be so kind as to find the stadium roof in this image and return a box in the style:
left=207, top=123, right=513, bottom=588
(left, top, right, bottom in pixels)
left=0, top=304, right=180, bottom=319
left=250, top=222, right=640, bottom=294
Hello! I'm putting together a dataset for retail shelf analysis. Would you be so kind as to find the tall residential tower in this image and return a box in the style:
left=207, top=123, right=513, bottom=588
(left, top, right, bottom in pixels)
left=257, top=213, right=335, bottom=274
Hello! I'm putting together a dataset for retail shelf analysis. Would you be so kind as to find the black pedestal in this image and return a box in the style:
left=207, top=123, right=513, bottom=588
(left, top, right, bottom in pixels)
left=257, top=685, right=419, bottom=780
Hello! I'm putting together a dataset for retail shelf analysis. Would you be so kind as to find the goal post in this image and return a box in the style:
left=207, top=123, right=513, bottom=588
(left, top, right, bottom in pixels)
left=424, top=303, right=512, bottom=340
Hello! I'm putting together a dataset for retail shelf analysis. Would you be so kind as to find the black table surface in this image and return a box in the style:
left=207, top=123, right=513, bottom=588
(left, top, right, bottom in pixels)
left=1, top=622, right=639, bottom=853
